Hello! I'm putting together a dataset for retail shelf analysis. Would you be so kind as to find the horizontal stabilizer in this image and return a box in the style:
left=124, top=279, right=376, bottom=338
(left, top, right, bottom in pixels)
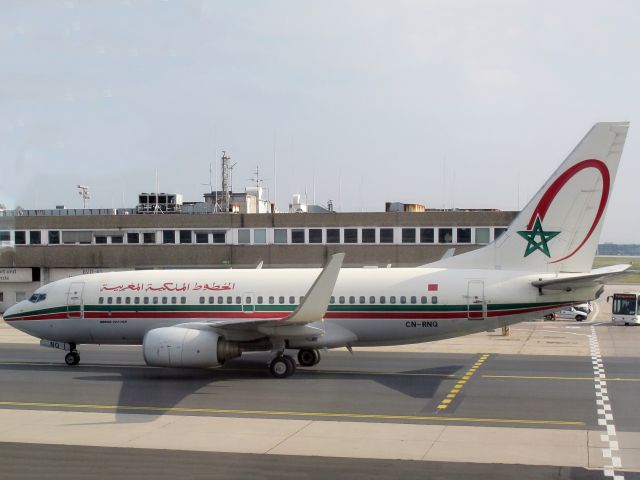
left=532, top=264, right=631, bottom=290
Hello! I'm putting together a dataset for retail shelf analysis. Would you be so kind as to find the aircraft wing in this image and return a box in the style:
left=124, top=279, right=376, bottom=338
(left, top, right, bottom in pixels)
left=532, top=264, right=631, bottom=291
left=175, top=253, right=345, bottom=336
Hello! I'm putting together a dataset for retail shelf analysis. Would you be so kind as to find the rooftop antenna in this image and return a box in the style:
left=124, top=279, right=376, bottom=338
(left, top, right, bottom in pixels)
left=77, top=185, right=90, bottom=209
left=153, top=169, right=163, bottom=214
left=221, top=150, right=236, bottom=213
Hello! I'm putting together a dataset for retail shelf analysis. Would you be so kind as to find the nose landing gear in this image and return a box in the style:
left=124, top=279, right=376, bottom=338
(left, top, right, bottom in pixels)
left=64, top=343, right=80, bottom=366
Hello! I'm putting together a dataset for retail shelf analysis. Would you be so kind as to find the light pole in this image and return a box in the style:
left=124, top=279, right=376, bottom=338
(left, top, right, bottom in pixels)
left=77, top=185, right=90, bottom=209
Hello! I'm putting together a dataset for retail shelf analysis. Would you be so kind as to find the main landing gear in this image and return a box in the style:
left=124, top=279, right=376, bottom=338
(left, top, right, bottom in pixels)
left=268, top=349, right=322, bottom=378
left=297, top=348, right=321, bottom=367
left=64, top=343, right=80, bottom=366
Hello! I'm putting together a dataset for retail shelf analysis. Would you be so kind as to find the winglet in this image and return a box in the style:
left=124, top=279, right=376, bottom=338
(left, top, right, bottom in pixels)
left=285, top=253, right=345, bottom=325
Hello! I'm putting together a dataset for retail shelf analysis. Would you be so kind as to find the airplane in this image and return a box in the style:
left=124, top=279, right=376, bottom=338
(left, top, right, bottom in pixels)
left=3, top=122, right=631, bottom=378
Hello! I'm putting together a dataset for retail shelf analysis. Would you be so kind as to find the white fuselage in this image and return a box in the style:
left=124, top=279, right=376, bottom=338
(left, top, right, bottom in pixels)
left=4, top=267, right=592, bottom=348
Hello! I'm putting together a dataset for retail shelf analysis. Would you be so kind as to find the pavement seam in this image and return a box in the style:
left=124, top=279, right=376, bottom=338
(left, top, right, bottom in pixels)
left=264, top=420, right=314, bottom=454
left=420, top=424, right=447, bottom=461
left=590, top=325, right=624, bottom=480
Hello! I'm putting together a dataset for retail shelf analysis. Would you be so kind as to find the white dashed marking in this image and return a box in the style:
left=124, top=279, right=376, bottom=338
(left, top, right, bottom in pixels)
left=590, top=326, right=624, bottom=479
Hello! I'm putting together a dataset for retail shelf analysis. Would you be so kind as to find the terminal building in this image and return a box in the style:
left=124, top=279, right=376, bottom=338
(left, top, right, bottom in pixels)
left=0, top=209, right=516, bottom=312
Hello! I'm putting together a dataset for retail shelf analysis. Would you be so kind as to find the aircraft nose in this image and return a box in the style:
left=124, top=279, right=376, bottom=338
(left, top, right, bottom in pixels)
left=3, top=302, right=20, bottom=320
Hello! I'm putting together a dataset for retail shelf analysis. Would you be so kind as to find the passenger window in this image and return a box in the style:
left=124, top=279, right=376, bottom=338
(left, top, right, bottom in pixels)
left=116, top=297, right=122, bottom=304
left=134, top=297, right=140, bottom=305
left=369, top=296, right=375, bottom=304
left=180, top=297, right=186, bottom=304
left=330, top=296, right=335, bottom=304
left=257, top=296, right=263, bottom=304
left=162, top=297, right=168, bottom=304
left=144, top=297, right=149, bottom=304
left=390, top=296, right=396, bottom=304
left=153, top=297, right=158, bottom=304
left=245, top=296, right=252, bottom=304
left=421, top=296, right=428, bottom=304
left=339, top=296, right=345, bottom=304
left=300, top=296, right=304, bottom=303
left=217, top=297, right=223, bottom=304
left=432, top=296, right=438, bottom=304
left=199, top=297, right=205, bottom=304
left=359, top=296, right=365, bottom=304
left=289, top=296, right=295, bottom=304
left=410, top=296, right=417, bottom=304
left=125, top=297, right=131, bottom=305
left=349, top=296, right=355, bottom=304
left=107, top=297, right=113, bottom=304
left=171, top=297, right=177, bottom=304
left=99, top=297, right=104, bottom=304
left=279, top=296, right=285, bottom=304
left=400, top=296, right=406, bottom=304
left=269, top=296, right=274, bottom=304
left=236, top=296, right=241, bottom=304
left=380, top=296, right=386, bottom=304
left=227, top=296, right=232, bottom=304
left=209, top=296, right=214, bottom=304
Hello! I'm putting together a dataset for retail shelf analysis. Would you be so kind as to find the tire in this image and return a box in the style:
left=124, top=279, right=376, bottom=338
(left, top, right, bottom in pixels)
left=576, top=316, right=584, bottom=322
left=298, top=348, right=320, bottom=367
left=65, top=352, right=79, bottom=366
left=270, top=356, right=295, bottom=378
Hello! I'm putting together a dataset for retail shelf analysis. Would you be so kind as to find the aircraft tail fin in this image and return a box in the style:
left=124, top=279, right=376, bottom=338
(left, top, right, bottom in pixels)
left=429, top=122, right=629, bottom=273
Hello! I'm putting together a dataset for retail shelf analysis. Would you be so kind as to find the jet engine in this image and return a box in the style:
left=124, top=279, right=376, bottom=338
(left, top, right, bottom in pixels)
left=143, top=326, right=241, bottom=368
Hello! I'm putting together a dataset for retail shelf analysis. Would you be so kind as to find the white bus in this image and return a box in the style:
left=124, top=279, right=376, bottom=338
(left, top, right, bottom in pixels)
left=610, top=293, right=640, bottom=325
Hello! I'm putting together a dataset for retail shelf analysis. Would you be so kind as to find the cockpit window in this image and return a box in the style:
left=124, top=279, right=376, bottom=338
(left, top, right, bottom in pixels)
left=28, top=293, right=47, bottom=303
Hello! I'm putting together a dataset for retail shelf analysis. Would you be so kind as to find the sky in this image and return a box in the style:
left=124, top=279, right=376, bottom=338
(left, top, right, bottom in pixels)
left=1, top=0, right=639, bottom=242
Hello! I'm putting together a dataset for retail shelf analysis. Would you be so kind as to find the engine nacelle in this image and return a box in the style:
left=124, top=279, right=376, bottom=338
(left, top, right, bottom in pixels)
left=142, top=326, right=241, bottom=368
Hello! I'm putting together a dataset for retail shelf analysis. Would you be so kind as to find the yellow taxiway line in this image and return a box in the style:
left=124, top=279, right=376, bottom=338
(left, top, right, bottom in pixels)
left=436, top=353, right=490, bottom=411
left=0, top=400, right=583, bottom=426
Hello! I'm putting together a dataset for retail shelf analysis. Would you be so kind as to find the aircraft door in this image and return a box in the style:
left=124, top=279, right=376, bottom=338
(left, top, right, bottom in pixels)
left=467, top=280, right=486, bottom=320
left=67, top=282, right=85, bottom=319
left=242, top=292, right=255, bottom=314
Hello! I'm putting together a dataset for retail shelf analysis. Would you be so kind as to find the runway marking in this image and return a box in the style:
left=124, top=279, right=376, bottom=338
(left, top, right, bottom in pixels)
left=436, top=354, right=489, bottom=411
left=590, top=326, right=624, bottom=479
left=482, top=375, right=640, bottom=382
left=0, top=400, right=584, bottom=426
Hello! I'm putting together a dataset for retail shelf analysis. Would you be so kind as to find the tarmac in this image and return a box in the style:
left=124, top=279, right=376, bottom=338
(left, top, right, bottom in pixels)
left=0, top=284, right=638, bottom=479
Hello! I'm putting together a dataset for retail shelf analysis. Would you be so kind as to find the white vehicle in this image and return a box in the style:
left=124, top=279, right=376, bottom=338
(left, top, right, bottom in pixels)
left=573, top=302, right=593, bottom=314
left=609, top=292, right=640, bottom=325
left=554, top=307, right=588, bottom=322
left=3, top=122, right=632, bottom=377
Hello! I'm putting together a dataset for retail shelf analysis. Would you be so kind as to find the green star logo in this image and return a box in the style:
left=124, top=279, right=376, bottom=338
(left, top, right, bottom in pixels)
left=517, top=215, right=560, bottom=258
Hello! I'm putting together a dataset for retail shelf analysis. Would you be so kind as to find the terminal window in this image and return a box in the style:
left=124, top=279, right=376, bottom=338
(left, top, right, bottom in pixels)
left=111, top=235, right=123, bottom=244
left=309, top=229, right=322, bottom=243
left=253, top=229, right=266, bottom=244
left=291, top=229, right=305, bottom=244
left=362, top=228, right=376, bottom=243
left=494, top=227, right=507, bottom=240
left=14, top=231, right=26, bottom=245
left=195, top=232, right=208, bottom=244
left=127, top=232, right=140, bottom=244
left=402, top=228, right=416, bottom=243
left=48, top=231, right=61, bottom=244
left=380, top=228, right=394, bottom=243
left=475, top=228, right=490, bottom=245
left=162, top=230, right=175, bottom=244
left=237, top=229, right=250, bottom=244
left=0, top=231, right=9, bottom=242
left=274, top=229, right=288, bottom=244
left=143, top=232, right=156, bottom=244
left=344, top=229, right=358, bottom=243
left=212, top=232, right=226, bottom=244
left=179, top=230, right=192, bottom=244
left=420, top=228, right=434, bottom=243
left=326, top=229, right=340, bottom=244
left=438, top=228, right=453, bottom=243
left=95, top=236, right=107, bottom=244
left=457, top=228, right=471, bottom=243
left=29, top=231, right=41, bottom=245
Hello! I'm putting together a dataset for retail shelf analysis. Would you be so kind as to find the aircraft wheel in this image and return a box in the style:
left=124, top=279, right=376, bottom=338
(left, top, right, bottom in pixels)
left=65, top=352, right=80, bottom=366
left=270, top=355, right=296, bottom=378
left=298, top=348, right=321, bottom=367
